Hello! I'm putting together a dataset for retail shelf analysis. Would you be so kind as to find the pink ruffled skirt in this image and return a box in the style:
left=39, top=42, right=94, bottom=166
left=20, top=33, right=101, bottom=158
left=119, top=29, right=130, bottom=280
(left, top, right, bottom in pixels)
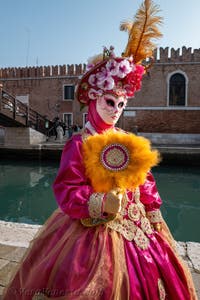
left=3, top=209, right=194, bottom=300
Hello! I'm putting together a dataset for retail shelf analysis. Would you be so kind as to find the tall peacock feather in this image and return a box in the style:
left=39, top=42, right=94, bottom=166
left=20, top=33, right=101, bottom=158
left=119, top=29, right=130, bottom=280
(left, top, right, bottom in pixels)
left=120, top=0, right=163, bottom=64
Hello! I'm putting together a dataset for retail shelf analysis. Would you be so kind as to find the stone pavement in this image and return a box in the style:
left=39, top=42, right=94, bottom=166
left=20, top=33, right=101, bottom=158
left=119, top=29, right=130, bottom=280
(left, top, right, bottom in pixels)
left=0, top=221, right=199, bottom=299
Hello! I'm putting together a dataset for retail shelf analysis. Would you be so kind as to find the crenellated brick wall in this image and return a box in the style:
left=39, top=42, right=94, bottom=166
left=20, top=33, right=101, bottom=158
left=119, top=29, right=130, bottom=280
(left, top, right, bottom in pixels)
left=154, top=46, right=200, bottom=63
left=0, top=64, right=86, bottom=79
left=1, top=47, right=200, bottom=80
left=0, top=46, right=200, bottom=134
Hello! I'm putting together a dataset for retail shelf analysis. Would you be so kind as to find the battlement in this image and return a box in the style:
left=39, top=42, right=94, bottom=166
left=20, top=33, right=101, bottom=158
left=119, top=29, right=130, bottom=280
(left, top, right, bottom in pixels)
left=0, top=47, right=200, bottom=80
left=154, top=46, right=200, bottom=63
left=0, top=64, right=87, bottom=79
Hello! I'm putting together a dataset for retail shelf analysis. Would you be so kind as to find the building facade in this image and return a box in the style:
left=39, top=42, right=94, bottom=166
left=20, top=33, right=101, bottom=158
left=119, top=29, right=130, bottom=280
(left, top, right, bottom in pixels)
left=0, top=46, right=200, bottom=133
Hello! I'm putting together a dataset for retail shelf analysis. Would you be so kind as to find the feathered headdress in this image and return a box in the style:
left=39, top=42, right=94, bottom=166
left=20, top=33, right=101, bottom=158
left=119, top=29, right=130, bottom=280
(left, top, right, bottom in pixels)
left=120, top=0, right=163, bottom=65
left=76, top=0, right=163, bottom=105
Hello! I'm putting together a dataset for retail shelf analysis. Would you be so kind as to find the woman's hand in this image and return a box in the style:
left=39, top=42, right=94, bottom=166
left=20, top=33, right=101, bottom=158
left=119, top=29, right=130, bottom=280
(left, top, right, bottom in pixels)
left=104, top=188, right=123, bottom=214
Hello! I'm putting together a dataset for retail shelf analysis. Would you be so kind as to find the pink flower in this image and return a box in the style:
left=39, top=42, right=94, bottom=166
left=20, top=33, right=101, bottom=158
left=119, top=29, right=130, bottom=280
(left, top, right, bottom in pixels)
left=96, top=67, right=110, bottom=82
left=118, top=60, right=132, bottom=78
left=106, top=59, right=119, bottom=76
left=135, top=64, right=145, bottom=76
left=88, top=88, right=103, bottom=100
left=97, top=76, right=115, bottom=90
left=123, top=65, right=145, bottom=96
left=86, top=63, right=95, bottom=71
left=88, top=74, right=98, bottom=86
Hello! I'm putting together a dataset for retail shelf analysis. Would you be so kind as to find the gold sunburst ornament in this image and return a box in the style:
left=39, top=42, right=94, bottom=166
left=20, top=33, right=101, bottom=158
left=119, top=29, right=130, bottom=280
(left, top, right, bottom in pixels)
left=82, top=130, right=160, bottom=193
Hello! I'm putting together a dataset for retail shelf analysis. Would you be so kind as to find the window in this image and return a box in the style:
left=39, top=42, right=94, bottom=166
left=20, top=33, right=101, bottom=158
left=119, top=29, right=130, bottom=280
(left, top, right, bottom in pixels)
left=169, top=73, right=186, bottom=106
left=83, top=113, right=88, bottom=126
left=63, top=113, right=73, bottom=127
left=63, top=85, right=75, bottom=100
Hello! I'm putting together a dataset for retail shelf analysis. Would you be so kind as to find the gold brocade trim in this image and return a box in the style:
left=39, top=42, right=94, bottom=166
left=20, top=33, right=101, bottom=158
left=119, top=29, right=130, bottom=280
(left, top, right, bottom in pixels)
left=81, top=214, right=116, bottom=227
left=135, top=187, right=140, bottom=202
left=128, top=203, right=140, bottom=221
left=141, top=217, right=153, bottom=235
left=88, top=193, right=104, bottom=218
left=120, top=193, right=128, bottom=216
left=107, top=217, right=150, bottom=249
left=120, top=206, right=127, bottom=216
left=147, top=209, right=163, bottom=223
left=134, top=227, right=150, bottom=250
left=158, top=278, right=166, bottom=300
left=83, top=187, right=153, bottom=250
left=134, top=187, right=146, bottom=217
left=106, top=187, right=151, bottom=250
left=107, top=218, right=137, bottom=241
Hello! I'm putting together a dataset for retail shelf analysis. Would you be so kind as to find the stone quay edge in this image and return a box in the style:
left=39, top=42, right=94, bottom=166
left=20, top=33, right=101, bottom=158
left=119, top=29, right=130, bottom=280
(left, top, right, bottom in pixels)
left=0, top=220, right=199, bottom=298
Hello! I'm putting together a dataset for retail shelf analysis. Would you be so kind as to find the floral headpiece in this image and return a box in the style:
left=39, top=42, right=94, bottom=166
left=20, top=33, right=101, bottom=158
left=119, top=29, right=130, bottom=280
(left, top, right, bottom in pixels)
left=76, top=0, right=162, bottom=105
left=76, top=47, right=145, bottom=105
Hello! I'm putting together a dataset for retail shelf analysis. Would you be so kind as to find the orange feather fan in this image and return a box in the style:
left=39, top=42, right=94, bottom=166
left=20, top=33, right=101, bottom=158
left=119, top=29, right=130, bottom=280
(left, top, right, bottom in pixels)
left=82, top=130, right=160, bottom=193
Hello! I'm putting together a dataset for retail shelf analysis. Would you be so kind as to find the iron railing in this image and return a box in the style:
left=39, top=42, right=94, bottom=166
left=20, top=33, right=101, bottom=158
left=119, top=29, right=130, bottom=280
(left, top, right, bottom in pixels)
left=0, top=89, right=53, bottom=135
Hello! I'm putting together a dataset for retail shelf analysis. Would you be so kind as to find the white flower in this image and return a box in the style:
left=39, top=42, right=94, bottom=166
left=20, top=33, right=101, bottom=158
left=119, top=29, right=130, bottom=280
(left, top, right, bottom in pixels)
left=88, top=74, right=97, bottom=86
left=86, top=63, right=95, bottom=71
left=97, top=76, right=115, bottom=90
left=96, top=67, right=110, bottom=83
left=118, top=60, right=132, bottom=78
left=88, top=88, right=103, bottom=99
left=106, top=59, right=119, bottom=76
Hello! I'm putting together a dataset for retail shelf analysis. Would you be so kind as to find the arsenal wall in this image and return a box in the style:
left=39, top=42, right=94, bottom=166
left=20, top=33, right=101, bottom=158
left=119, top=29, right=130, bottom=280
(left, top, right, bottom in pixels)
left=0, top=47, right=200, bottom=134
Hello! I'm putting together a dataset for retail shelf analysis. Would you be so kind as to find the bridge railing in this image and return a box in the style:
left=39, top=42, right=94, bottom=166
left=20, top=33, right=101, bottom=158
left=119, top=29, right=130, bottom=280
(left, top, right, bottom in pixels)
left=0, top=89, right=53, bottom=135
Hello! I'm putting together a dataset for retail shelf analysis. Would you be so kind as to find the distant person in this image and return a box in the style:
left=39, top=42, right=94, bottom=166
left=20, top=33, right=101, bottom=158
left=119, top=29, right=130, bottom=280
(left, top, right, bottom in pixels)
left=61, top=122, right=67, bottom=136
left=56, top=122, right=64, bottom=142
left=53, top=117, right=60, bottom=140
left=68, top=125, right=73, bottom=138
left=72, top=124, right=79, bottom=133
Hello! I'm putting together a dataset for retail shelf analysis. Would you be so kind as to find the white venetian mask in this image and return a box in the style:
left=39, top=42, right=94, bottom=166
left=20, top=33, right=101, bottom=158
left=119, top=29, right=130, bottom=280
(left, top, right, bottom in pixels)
left=96, top=94, right=127, bottom=125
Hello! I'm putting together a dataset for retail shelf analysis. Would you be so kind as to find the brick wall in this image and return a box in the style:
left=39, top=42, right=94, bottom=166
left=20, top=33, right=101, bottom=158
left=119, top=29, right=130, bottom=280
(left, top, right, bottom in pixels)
left=123, top=109, right=200, bottom=133
left=0, top=47, right=200, bottom=133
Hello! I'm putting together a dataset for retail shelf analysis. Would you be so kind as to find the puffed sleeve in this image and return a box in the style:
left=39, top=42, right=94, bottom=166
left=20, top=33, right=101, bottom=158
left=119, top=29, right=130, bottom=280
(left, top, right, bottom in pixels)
left=53, top=134, right=105, bottom=219
left=139, top=172, right=163, bottom=225
left=139, top=172, right=162, bottom=210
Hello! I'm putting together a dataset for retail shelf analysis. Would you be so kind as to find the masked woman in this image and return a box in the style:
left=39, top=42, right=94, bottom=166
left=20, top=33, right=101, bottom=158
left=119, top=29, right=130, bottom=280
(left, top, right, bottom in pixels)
left=3, top=1, right=197, bottom=299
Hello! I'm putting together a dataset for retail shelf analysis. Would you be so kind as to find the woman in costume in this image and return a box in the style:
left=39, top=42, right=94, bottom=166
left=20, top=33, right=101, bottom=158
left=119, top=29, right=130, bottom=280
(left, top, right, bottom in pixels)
left=3, top=1, right=197, bottom=299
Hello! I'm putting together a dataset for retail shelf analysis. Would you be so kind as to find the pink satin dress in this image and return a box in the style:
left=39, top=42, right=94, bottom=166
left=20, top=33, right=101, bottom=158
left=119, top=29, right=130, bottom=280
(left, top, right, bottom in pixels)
left=3, top=133, right=196, bottom=300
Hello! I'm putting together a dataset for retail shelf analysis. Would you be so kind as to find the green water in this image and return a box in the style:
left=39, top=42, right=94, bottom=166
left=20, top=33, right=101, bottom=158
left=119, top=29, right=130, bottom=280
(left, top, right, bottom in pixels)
left=0, top=160, right=199, bottom=242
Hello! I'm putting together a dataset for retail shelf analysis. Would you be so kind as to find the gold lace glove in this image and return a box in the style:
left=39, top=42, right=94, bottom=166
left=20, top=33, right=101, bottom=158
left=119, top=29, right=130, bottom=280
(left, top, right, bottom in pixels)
left=104, top=188, right=123, bottom=215
left=81, top=188, right=123, bottom=227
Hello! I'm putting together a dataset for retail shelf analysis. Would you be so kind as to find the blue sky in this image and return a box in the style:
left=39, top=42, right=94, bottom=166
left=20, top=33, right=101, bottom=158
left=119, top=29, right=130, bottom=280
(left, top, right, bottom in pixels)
left=0, top=0, right=200, bottom=68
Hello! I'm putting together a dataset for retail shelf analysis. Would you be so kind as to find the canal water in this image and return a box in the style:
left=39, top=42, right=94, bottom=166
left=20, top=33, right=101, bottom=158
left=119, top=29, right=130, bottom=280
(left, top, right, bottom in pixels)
left=0, top=160, right=199, bottom=242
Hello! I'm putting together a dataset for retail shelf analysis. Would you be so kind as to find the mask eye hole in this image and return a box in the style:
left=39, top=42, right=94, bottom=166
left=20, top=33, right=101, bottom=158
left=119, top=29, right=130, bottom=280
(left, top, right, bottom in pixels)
left=106, top=99, right=115, bottom=107
left=118, top=102, right=124, bottom=108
